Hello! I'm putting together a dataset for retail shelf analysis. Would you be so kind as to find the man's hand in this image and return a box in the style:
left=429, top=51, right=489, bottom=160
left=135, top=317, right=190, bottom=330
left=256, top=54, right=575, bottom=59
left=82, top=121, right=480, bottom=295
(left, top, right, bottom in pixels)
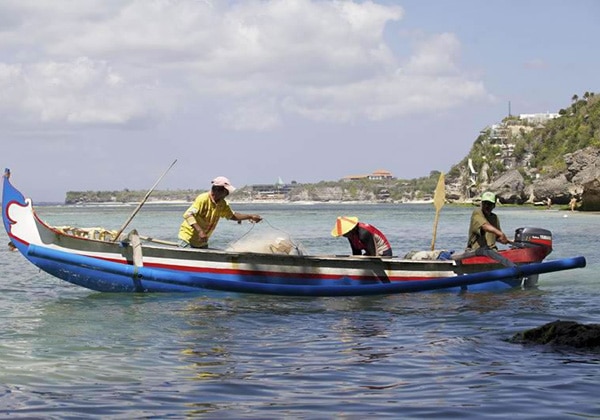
left=498, top=232, right=510, bottom=244
left=193, top=224, right=207, bottom=242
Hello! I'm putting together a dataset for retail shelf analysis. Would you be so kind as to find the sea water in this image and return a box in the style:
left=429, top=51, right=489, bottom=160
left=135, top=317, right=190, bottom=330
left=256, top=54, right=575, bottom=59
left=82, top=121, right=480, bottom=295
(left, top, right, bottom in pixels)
left=1, top=203, right=599, bottom=418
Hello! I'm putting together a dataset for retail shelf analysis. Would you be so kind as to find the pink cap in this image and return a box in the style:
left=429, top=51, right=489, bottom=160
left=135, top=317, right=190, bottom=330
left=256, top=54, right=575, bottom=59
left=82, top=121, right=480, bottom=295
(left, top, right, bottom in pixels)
left=211, top=176, right=236, bottom=193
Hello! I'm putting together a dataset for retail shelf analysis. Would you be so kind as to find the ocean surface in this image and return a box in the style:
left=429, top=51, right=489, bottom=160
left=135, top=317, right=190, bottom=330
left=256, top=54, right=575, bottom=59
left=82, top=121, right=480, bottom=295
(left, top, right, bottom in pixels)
left=1, top=202, right=599, bottom=419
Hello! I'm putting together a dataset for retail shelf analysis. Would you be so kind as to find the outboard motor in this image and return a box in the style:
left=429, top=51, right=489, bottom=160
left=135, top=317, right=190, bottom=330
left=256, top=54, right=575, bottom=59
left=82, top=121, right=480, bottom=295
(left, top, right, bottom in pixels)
left=514, top=227, right=553, bottom=253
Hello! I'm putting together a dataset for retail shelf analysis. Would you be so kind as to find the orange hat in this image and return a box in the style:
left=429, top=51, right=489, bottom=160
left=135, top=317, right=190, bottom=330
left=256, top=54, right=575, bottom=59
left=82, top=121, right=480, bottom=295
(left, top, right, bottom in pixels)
left=331, top=216, right=359, bottom=237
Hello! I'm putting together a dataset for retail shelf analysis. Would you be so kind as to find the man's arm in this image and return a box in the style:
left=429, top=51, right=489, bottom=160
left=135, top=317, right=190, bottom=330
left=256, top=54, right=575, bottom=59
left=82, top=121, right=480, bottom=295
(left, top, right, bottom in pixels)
left=481, top=222, right=509, bottom=244
left=184, top=214, right=208, bottom=243
left=230, top=213, right=262, bottom=223
left=348, top=238, right=361, bottom=255
left=358, top=228, right=377, bottom=256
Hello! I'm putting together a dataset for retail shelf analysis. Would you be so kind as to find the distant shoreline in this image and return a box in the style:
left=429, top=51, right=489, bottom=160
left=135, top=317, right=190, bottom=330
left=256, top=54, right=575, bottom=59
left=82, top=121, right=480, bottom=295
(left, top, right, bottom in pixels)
left=43, top=198, right=444, bottom=207
left=37, top=200, right=586, bottom=213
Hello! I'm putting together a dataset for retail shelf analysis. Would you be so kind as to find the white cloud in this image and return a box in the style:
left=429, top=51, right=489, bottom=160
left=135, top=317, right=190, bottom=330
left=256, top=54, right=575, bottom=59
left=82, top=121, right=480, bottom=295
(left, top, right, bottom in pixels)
left=219, top=97, right=282, bottom=131
left=405, top=32, right=462, bottom=76
left=0, top=57, right=174, bottom=126
left=0, top=0, right=490, bottom=131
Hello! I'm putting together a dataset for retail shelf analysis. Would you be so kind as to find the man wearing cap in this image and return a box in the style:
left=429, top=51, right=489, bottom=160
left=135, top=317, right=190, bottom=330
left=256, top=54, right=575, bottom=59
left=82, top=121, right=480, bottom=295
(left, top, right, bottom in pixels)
left=466, top=192, right=509, bottom=250
left=178, top=176, right=262, bottom=249
left=331, top=216, right=392, bottom=257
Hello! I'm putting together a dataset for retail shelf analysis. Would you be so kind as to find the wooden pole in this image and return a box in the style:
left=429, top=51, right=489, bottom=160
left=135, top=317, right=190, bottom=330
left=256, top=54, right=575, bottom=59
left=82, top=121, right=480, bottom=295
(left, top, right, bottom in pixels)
left=430, top=172, right=445, bottom=251
left=112, top=159, right=177, bottom=241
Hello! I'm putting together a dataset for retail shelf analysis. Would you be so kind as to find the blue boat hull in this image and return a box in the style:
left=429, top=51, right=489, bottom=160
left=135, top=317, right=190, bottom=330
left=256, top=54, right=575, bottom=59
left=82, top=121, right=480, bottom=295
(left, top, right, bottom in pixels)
left=27, top=244, right=586, bottom=295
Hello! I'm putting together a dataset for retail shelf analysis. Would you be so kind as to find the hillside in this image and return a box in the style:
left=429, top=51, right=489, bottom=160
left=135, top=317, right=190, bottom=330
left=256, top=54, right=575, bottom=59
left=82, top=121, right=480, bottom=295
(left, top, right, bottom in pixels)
left=446, top=91, right=599, bottom=196
left=66, top=91, right=600, bottom=208
left=445, top=91, right=599, bottom=207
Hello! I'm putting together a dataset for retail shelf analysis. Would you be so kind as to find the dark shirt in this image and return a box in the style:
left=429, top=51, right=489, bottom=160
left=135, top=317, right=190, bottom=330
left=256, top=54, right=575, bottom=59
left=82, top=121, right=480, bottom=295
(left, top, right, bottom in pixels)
left=467, top=207, right=501, bottom=250
left=346, top=223, right=392, bottom=256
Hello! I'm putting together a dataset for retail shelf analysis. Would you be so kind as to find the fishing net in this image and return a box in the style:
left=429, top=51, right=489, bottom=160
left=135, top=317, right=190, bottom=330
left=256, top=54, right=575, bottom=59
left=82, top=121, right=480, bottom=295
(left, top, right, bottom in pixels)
left=226, top=230, right=308, bottom=255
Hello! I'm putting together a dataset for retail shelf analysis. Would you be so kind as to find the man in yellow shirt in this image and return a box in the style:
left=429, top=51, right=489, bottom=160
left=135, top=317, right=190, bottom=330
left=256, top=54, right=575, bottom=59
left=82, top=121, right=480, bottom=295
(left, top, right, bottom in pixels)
left=178, top=176, right=262, bottom=248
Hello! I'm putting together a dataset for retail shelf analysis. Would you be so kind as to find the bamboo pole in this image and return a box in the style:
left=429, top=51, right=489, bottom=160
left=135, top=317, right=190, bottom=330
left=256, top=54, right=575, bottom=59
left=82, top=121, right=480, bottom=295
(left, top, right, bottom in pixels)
left=112, top=159, right=177, bottom=241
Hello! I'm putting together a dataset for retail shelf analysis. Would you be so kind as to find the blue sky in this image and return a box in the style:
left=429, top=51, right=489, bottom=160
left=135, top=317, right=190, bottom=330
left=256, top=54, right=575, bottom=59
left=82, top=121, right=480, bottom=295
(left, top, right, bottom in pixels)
left=1, top=0, right=598, bottom=202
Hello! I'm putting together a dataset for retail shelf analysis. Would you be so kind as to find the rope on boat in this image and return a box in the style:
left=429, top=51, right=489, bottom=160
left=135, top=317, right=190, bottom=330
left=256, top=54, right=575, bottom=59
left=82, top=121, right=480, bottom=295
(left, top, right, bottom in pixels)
left=224, top=218, right=257, bottom=246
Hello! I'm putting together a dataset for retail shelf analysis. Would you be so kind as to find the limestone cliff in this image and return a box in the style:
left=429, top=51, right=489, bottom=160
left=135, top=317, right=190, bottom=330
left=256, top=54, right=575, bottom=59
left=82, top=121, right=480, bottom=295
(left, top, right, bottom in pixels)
left=445, top=92, right=600, bottom=210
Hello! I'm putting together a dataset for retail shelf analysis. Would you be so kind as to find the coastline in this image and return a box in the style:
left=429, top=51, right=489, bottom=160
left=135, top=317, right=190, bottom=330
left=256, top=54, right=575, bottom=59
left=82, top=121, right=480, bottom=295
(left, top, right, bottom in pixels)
left=47, top=197, right=581, bottom=211
left=51, top=198, right=444, bottom=207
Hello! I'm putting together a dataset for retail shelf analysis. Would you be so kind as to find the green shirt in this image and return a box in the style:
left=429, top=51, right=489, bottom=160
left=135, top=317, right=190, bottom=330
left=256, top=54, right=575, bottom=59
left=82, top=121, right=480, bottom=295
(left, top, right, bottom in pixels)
left=467, top=207, right=501, bottom=250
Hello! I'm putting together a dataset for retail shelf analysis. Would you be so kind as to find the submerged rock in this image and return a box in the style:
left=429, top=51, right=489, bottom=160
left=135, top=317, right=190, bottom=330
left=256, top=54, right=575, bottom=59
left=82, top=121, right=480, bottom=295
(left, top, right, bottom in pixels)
left=510, top=320, right=600, bottom=350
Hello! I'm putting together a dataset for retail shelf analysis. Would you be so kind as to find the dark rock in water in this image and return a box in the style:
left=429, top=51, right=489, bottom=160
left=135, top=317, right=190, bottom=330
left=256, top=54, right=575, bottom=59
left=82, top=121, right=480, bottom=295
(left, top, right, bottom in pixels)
left=511, top=320, right=600, bottom=350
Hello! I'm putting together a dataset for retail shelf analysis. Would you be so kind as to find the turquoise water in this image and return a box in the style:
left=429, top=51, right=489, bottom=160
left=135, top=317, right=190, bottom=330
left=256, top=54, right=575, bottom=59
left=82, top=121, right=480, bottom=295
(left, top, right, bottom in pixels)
left=1, top=203, right=599, bottom=418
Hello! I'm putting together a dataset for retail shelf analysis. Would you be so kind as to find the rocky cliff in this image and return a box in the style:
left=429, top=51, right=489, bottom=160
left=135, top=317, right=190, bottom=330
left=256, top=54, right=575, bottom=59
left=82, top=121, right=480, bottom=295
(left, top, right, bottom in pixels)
left=444, top=146, right=600, bottom=208
left=445, top=92, right=600, bottom=210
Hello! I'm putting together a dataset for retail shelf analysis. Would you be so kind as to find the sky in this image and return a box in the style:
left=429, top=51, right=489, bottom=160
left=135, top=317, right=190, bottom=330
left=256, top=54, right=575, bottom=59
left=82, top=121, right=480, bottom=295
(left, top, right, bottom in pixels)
left=1, top=0, right=599, bottom=202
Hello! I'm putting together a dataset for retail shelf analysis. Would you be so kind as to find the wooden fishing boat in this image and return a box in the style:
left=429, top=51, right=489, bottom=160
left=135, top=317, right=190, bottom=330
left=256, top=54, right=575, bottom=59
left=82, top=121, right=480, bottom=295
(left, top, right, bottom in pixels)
left=2, top=169, right=586, bottom=295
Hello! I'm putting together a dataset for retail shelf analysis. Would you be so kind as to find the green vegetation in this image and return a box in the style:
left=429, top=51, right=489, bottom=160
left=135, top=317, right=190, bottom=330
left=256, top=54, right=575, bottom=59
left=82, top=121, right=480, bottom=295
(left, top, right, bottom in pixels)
left=65, top=189, right=204, bottom=205
left=524, top=92, right=599, bottom=168
left=66, top=92, right=599, bottom=204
